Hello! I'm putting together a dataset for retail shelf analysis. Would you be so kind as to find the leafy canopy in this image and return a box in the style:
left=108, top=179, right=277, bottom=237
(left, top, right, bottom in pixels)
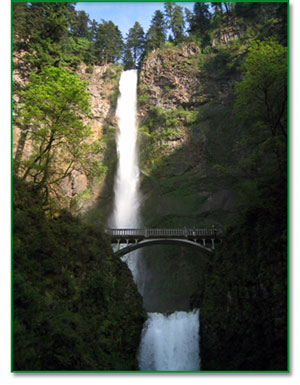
left=234, top=39, right=287, bottom=139
left=17, top=66, right=102, bottom=204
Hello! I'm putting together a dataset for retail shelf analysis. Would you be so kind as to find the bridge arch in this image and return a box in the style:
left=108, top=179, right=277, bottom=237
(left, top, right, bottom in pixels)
left=113, top=238, right=214, bottom=257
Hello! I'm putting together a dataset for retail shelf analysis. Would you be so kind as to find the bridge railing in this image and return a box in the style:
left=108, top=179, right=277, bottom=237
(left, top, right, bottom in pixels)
left=104, top=228, right=221, bottom=238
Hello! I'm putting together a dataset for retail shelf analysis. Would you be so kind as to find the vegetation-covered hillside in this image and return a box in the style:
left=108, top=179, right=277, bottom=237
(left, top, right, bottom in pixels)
left=13, top=177, right=146, bottom=370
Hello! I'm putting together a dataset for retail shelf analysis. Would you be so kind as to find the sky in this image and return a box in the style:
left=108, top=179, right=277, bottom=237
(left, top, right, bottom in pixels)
left=75, top=2, right=195, bottom=38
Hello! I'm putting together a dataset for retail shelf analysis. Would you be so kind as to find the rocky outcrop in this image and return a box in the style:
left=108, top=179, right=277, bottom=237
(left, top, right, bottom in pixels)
left=77, top=63, right=118, bottom=139
left=138, top=43, right=203, bottom=118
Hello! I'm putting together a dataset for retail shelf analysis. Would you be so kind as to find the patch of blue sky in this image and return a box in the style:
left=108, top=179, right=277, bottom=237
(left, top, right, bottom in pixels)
left=75, top=2, right=196, bottom=38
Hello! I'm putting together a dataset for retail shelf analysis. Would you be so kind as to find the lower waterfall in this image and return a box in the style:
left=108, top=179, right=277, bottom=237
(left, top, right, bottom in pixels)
left=110, top=69, right=201, bottom=371
left=138, top=310, right=200, bottom=371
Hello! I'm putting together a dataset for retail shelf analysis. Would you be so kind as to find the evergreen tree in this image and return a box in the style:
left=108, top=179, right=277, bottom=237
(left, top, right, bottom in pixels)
left=16, top=2, right=75, bottom=72
left=212, top=2, right=223, bottom=15
left=164, top=2, right=185, bottom=43
left=70, top=10, right=91, bottom=39
left=145, top=10, right=167, bottom=52
left=123, top=47, right=135, bottom=70
left=26, top=3, right=70, bottom=43
left=89, top=19, right=99, bottom=42
left=95, top=20, right=124, bottom=64
left=126, top=21, right=145, bottom=67
left=188, top=2, right=211, bottom=35
left=187, top=2, right=211, bottom=47
left=12, top=2, right=28, bottom=44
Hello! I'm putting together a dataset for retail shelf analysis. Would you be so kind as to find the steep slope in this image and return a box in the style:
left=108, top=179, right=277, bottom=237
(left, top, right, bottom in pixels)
left=13, top=177, right=146, bottom=370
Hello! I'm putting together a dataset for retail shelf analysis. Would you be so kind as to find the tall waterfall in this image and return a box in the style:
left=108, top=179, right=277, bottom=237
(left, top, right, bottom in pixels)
left=110, top=69, right=140, bottom=229
left=111, top=70, right=201, bottom=371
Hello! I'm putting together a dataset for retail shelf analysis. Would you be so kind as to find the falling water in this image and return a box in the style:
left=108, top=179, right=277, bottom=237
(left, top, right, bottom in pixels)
left=138, top=310, right=200, bottom=371
left=110, top=69, right=140, bottom=230
left=110, top=70, right=201, bottom=371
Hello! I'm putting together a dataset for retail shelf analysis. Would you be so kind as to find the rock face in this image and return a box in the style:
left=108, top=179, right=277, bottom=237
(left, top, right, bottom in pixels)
left=77, top=64, right=118, bottom=139
left=139, top=43, right=201, bottom=116
left=13, top=62, right=120, bottom=212
left=58, top=64, right=120, bottom=209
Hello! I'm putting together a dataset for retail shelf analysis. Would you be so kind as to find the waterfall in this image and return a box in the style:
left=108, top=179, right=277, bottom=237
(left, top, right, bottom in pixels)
left=138, top=310, right=200, bottom=371
left=110, top=70, right=200, bottom=371
left=110, top=69, right=140, bottom=229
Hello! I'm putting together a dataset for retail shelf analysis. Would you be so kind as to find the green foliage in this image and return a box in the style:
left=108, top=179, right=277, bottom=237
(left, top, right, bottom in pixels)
left=234, top=39, right=287, bottom=176
left=123, top=48, right=135, bottom=70
left=187, top=2, right=211, bottom=48
left=15, top=66, right=104, bottom=205
left=126, top=21, right=145, bottom=67
left=234, top=39, right=287, bottom=132
left=145, top=10, right=167, bottom=52
left=95, top=20, right=124, bottom=64
left=137, top=93, right=150, bottom=106
left=139, top=105, right=198, bottom=173
left=164, top=2, right=185, bottom=43
left=13, top=177, right=146, bottom=371
left=62, top=37, right=96, bottom=68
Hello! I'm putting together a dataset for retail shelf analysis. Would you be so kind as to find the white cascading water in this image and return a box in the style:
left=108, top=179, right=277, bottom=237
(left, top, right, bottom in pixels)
left=110, top=69, right=140, bottom=230
left=110, top=69, right=201, bottom=371
left=138, top=310, right=200, bottom=371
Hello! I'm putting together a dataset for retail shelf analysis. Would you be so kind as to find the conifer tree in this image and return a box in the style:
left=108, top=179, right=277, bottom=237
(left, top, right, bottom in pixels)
left=145, top=10, right=167, bottom=52
left=126, top=21, right=145, bottom=67
left=187, top=2, right=211, bottom=47
left=123, top=47, right=135, bottom=70
left=95, top=20, right=124, bottom=64
left=164, top=2, right=185, bottom=43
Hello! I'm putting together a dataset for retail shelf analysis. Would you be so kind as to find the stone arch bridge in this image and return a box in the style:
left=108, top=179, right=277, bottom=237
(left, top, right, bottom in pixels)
left=104, top=227, right=222, bottom=257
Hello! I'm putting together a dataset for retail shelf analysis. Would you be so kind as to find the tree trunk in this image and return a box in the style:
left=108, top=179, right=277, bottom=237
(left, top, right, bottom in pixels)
left=13, top=125, right=29, bottom=175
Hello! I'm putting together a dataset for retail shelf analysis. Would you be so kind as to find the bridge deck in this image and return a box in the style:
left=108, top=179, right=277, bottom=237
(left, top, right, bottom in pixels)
left=105, top=227, right=221, bottom=240
left=105, top=228, right=222, bottom=256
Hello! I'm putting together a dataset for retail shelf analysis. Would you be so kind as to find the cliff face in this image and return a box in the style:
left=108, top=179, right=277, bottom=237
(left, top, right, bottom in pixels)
left=137, top=42, right=237, bottom=229
left=139, top=43, right=201, bottom=114
left=13, top=62, right=120, bottom=214
left=135, top=42, right=238, bottom=312
left=61, top=63, right=120, bottom=213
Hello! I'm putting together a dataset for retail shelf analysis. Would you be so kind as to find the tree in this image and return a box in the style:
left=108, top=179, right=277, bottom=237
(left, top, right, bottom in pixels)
left=70, top=10, right=91, bottom=39
left=89, top=19, right=99, bottom=42
left=95, top=20, right=124, bottom=64
left=234, top=39, right=287, bottom=173
left=187, top=2, right=211, bottom=46
left=212, top=2, right=223, bottom=16
left=126, top=21, right=145, bottom=67
left=15, top=66, right=101, bottom=203
left=145, top=10, right=167, bottom=52
left=12, top=2, right=28, bottom=43
left=26, top=2, right=69, bottom=43
left=16, top=2, right=75, bottom=72
left=164, top=2, right=185, bottom=43
left=123, top=47, right=135, bottom=70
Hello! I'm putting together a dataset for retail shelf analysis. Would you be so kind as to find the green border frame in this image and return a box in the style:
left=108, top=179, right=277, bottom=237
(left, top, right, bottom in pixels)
left=11, top=0, right=290, bottom=374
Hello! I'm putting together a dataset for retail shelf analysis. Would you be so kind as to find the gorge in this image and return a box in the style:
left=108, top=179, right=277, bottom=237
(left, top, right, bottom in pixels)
left=12, top=1, right=288, bottom=372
